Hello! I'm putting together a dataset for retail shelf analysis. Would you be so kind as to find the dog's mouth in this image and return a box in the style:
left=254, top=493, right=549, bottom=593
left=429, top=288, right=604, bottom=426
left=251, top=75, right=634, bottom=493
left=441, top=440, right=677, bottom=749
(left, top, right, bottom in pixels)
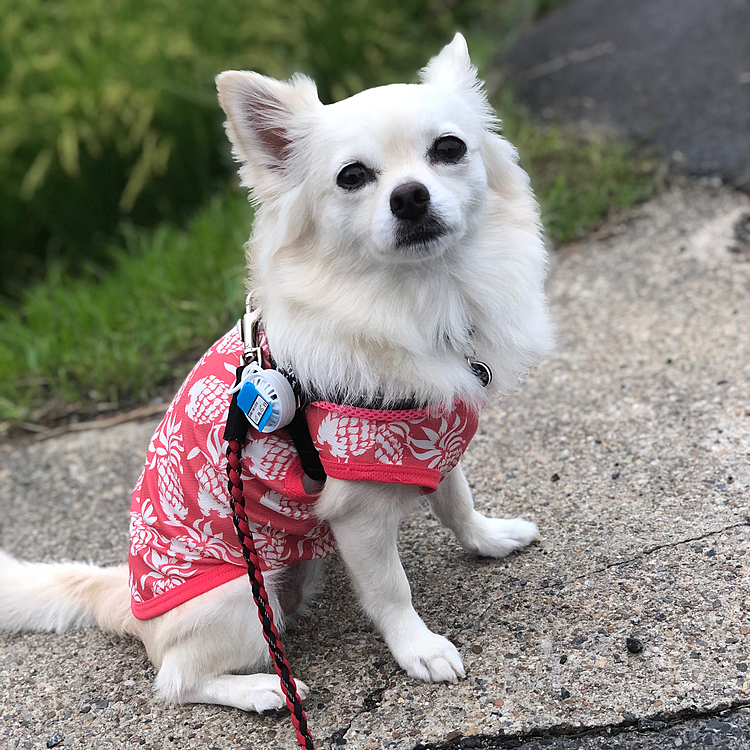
left=394, top=216, right=449, bottom=251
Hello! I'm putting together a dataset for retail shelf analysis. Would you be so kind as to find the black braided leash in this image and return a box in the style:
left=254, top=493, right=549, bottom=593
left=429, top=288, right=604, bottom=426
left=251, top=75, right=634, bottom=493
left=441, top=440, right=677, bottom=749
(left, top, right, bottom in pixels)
left=224, top=364, right=315, bottom=750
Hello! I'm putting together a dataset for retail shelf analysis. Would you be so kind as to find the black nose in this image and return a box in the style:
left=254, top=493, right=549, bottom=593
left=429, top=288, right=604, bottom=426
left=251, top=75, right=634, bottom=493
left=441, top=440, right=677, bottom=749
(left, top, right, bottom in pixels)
left=390, top=182, right=430, bottom=221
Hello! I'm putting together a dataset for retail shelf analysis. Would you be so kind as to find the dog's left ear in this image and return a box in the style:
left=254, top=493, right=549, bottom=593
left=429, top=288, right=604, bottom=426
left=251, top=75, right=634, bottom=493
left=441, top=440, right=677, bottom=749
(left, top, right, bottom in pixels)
left=420, top=33, right=479, bottom=96
left=420, top=33, right=497, bottom=130
left=216, top=71, right=321, bottom=195
left=423, top=35, right=524, bottom=197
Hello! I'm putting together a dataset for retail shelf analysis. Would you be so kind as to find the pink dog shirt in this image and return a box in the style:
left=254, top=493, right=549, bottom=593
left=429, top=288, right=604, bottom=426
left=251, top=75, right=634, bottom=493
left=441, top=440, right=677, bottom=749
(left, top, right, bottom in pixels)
left=129, top=326, right=479, bottom=620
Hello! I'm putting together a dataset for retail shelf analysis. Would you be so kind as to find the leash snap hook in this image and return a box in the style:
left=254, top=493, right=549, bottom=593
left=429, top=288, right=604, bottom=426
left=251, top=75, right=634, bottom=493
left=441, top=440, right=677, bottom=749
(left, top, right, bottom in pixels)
left=239, top=295, right=262, bottom=367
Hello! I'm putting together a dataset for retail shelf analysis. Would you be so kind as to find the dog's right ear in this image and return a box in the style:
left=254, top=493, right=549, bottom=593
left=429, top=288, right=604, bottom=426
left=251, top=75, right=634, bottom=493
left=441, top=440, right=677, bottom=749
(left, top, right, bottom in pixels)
left=216, top=71, right=320, bottom=194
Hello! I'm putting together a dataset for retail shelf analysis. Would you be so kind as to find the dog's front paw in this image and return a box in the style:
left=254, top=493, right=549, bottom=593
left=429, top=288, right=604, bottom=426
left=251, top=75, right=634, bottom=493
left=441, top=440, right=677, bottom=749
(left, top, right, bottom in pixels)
left=463, top=516, right=540, bottom=558
left=392, top=630, right=465, bottom=683
left=229, top=674, right=310, bottom=713
left=237, top=675, right=310, bottom=713
left=176, top=673, right=310, bottom=713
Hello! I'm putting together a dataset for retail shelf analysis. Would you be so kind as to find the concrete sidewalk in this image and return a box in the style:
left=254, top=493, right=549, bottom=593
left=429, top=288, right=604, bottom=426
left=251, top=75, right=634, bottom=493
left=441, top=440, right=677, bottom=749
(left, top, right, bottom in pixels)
left=1, top=183, right=749, bottom=749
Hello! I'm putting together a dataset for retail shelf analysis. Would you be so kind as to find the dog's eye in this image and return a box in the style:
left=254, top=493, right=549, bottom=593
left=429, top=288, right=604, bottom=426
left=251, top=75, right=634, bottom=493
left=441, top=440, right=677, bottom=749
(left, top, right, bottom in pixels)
left=336, top=162, right=374, bottom=190
left=430, top=136, right=467, bottom=164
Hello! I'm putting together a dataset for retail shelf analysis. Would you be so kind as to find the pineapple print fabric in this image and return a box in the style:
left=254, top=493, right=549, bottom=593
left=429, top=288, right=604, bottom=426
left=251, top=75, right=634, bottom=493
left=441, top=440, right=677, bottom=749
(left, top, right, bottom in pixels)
left=308, top=402, right=478, bottom=491
left=129, top=326, right=479, bottom=620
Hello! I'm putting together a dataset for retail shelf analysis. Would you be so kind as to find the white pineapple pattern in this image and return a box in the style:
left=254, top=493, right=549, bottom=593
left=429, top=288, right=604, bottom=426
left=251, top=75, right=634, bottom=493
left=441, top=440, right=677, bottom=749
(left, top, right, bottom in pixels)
left=129, top=571, right=144, bottom=603
left=139, top=548, right=195, bottom=598
left=150, top=575, right=184, bottom=597
left=130, top=498, right=160, bottom=556
left=244, top=434, right=297, bottom=481
left=248, top=521, right=293, bottom=570
left=259, top=490, right=308, bottom=520
left=373, top=422, right=408, bottom=465
left=152, top=411, right=188, bottom=523
left=185, top=375, right=228, bottom=425
left=316, top=414, right=377, bottom=460
left=129, top=324, right=356, bottom=612
left=299, top=522, right=336, bottom=560
left=133, top=467, right=145, bottom=496
left=408, top=412, right=469, bottom=474
left=195, top=462, right=232, bottom=518
left=167, top=533, right=203, bottom=560
left=188, top=424, right=232, bottom=519
left=215, top=329, right=243, bottom=355
left=189, top=518, right=244, bottom=564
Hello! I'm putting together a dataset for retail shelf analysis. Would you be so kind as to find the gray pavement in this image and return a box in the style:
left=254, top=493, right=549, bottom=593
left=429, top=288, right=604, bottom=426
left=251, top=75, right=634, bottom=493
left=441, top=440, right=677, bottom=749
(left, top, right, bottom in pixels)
left=2, top=182, right=750, bottom=749
left=502, top=0, right=750, bottom=191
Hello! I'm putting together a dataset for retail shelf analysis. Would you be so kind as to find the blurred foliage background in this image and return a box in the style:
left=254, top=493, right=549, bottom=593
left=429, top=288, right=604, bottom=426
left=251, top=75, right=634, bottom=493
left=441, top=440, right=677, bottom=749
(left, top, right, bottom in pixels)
left=2, top=0, right=474, bottom=298
left=0, top=0, right=660, bottom=427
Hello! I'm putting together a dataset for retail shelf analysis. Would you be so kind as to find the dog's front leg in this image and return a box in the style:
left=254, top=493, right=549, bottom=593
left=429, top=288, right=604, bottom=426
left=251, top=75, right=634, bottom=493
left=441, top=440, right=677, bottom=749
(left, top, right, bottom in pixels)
left=316, top=478, right=464, bottom=683
left=429, top=465, right=539, bottom=557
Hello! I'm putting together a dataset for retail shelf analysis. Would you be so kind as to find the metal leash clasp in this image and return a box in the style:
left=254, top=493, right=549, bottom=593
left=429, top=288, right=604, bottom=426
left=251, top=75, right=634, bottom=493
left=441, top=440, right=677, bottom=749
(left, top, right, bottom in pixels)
left=238, top=294, right=262, bottom=367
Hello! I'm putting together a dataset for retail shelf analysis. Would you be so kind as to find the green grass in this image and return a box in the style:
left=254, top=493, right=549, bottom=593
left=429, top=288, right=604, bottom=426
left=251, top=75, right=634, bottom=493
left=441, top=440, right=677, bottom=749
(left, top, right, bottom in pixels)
left=0, top=102, right=664, bottom=428
left=499, top=95, right=664, bottom=243
left=0, top=190, right=251, bottom=424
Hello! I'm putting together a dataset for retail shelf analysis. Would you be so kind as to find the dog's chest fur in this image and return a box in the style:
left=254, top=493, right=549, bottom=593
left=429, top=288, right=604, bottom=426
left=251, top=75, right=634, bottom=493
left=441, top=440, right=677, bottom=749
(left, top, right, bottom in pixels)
left=251, top=188, right=552, bottom=412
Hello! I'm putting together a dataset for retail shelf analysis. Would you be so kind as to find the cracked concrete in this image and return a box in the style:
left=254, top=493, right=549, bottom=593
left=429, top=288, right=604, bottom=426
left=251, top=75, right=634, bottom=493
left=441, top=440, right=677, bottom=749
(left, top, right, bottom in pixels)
left=417, top=705, right=750, bottom=749
left=1, top=182, right=750, bottom=749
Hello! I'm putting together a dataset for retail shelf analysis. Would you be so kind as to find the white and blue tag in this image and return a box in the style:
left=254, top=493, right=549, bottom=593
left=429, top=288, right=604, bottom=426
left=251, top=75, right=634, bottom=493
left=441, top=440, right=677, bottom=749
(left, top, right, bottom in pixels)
left=237, top=382, right=273, bottom=432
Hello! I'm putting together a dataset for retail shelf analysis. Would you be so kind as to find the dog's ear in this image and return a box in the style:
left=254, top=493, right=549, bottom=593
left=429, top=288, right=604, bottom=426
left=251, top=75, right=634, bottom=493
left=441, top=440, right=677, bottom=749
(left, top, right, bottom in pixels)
left=420, top=33, right=478, bottom=94
left=423, top=35, right=520, bottom=196
left=216, top=71, right=320, bottom=192
left=420, top=33, right=497, bottom=127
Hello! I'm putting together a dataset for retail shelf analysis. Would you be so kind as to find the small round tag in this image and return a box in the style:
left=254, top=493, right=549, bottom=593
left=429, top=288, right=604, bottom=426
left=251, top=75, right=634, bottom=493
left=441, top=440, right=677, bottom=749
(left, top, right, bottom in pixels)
left=235, top=366, right=297, bottom=432
left=468, top=359, right=492, bottom=387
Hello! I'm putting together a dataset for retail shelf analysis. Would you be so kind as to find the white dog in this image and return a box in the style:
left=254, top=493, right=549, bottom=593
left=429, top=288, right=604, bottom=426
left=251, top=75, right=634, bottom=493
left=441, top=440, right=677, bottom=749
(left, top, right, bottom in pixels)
left=0, top=34, right=553, bottom=714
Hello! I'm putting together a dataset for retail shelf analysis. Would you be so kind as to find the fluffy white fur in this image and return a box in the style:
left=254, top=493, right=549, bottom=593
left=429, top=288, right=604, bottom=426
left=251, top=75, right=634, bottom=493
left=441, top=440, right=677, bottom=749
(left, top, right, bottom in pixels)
left=0, top=34, right=552, bottom=713
left=220, top=33, right=552, bottom=408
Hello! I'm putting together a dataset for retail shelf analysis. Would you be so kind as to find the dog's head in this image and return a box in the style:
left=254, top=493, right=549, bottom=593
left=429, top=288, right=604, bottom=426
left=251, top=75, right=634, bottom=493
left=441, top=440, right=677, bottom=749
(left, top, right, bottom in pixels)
left=216, top=35, right=551, bottom=407
left=217, top=34, right=523, bottom=266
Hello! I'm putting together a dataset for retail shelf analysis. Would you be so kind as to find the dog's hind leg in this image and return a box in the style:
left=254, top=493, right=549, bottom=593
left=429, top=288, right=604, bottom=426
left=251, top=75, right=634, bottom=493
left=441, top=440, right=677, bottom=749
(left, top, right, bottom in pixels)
left=428, top=466, right=540, bottom=558
left=145, top=572, right=309, bottom=712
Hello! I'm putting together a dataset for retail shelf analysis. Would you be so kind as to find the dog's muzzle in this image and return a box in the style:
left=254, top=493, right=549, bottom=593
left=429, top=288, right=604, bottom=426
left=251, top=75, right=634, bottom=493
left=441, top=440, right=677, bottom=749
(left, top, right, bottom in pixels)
left=390, top=180, right=449, bottom=250
left=394, top=214, right=449, bottom=249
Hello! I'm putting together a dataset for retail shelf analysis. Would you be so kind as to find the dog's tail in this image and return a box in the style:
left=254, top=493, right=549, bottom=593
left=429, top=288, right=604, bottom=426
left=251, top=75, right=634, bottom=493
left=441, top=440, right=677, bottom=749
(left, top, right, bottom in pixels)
left=0, top=550, right=135, bottom=636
